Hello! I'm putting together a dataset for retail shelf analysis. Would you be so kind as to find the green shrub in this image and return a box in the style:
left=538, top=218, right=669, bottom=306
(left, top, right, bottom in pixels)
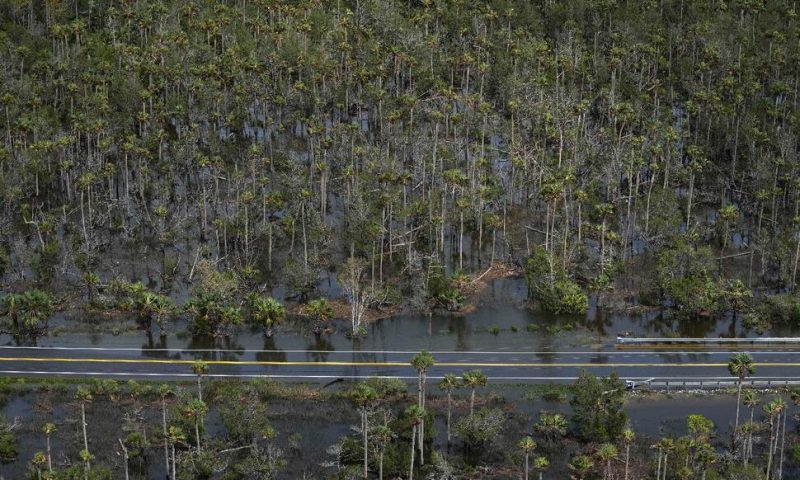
left=525, top=247, right=588, bottom=315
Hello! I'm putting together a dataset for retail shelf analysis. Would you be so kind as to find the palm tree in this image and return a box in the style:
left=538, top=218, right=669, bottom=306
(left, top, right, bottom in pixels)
left=158, top=384, right=173, bottom=477
left=150, top=294, right=174, bottom=335
left=406, top=404, right=424, bottom=480
left=519, top=436, right=537, bottom=480
left=534, top=456, right=549, bottom=480
left=79, top=448, right=93, bottom=480
left=42, top=423, right=56, bottom=473
left=728, top=353, right=755, bottom=448
left=306, top=297, right=334, bottom=334
left=31, top=451, right=46, bottom=480
left=373, top=425, right=393, bottom=480
left=765, top=397, right=786, bottom=480
left=0, top=293, right=22, bottom=331
left=437, top=373, right=459, bottom=442
left=351, top=383, right=377, bottom=478
left=191, top=360, right=208, bottom=402
left=461, top=369, right=488, bottom=415
left=183, top=398, right=208, bottom=452
left=569, top=454, right=595, bottom=480
left=534, top=412, right=568, bottom=445
left=19, top=290, right=55, bottom=331
left=595, top=443, right=618, bottom=480
left=250, top=296, right=285, bottom=338
left=75, top=387, right=92, bottom=474
left=167, top=426, right=185, bottom=480
left=743, top=390, right=759, bottom=466
left=622, top=428, right=634, bottom=480
left=410, top=351, right=434, bottom=464
left=81, top=271, right=99, bottom=304
left=117, top=438, right=129, bottom=480
left=653, top=437, right=674, bottom=480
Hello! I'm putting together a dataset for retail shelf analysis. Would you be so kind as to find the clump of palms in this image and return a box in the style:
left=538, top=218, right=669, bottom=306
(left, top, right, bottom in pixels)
left=0, top=289, right=54, bottom=334
left=305, top=297, right=334, bottom=335
left=248, top=295, right=286, bottom=338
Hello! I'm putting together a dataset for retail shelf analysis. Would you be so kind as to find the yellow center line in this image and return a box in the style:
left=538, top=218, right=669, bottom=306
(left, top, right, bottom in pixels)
left=1, top=357, right=800, bottom=368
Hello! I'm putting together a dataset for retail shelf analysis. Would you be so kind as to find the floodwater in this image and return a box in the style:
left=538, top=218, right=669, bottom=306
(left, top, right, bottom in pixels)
left=6, top=277, right=794, bottom=358
left=2, top=383, right=797, bottom=479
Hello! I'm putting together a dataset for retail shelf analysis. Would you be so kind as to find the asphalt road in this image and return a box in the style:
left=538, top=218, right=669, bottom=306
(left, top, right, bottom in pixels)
left=1, top=345, right=800, bottom=386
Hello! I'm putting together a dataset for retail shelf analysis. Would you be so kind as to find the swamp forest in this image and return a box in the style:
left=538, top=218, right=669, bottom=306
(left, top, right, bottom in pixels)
left=2, top=0, right=800, bottom=478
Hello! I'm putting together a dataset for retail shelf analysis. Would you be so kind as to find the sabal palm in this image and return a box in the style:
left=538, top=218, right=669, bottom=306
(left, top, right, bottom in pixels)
left=569, top=455, right=594, bottom=480
left=183, top=398, right=208, bottom=452
left=764, top=397, right=786, bottom=480
left=533, top=456, right=549, bottom=480
left=742, top=389, right=759, bottom=465
left=251, top=296, right=285, bottom=337
left=191, top=360, right=208, bottom=401
left=519, top=436, right=537, bottom=480
left=372, top=425, right=393, bottom=480
left=351, top=384, right=377, bottom=479
left=534, top=412, right=567, bottom=443
left=43, top=422, right=56, bottom=472
left=728, top=353, right=755, bottom=447
left=167, top=426, right=185, bottom=480
left=158, top=384, right=173, bottom=476
left=0, top=293, right=21, bottom=329
left=461, top=369, right=488, bottom=415
left=437, top=373, right=459, bottom=442
left=410, top=351, right=434, bottom=465
left=406, top=404, right=424, bottom=480
left=75, top=388, right=92, bottom=458
left=622, top=428, right=634, bottom=480
left=595, top=443, right=618, bottom=480
left=20, top=290, right=54, bottom=330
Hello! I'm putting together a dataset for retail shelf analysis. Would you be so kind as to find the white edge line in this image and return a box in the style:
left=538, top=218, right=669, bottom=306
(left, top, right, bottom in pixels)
left=1, top=346, right=798, bottom=356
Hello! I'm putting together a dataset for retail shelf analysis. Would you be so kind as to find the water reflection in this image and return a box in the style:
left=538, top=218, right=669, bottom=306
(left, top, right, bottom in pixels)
left=141, top=333, right=179, bottom=359
left=306, top=335, right=334, bottom=362
left=184, top=335, right=244, bottom=361
left=255, top=336, right=286, bottom=363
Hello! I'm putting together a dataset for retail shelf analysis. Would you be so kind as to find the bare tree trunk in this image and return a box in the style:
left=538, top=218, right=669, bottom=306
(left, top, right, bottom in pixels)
left=362, top=407, right=368, bottom=478
left=524, top=453, right=529, bottom=480
left=470, top=388, right=476, bottom=415
left=162, top=399, right=169, bottom=477
left=733, top=379, right=742, bottom=449
left=409, top=425, right=416, bottom=480
left=779, top=405, right=787, bottom=480
left=446, top=391, right=452, bottom=442
left=81, top=403, right=89, bottom=458
left=195, top=419, right=201, bottom=452
left=171, top=443, right=177, bottom=480
left=379, top=448, right=384, bottom=480
left=118, top=439, right=129, bottom=480
left=656, top=450, right=662, bottom=480
left=46, top=434, right=52, bottom=472
left=625, top=442, right=630, bottom=480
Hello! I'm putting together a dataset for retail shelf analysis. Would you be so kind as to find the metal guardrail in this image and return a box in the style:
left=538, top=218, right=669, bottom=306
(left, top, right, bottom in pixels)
left=616, top=337, right=800, bottom=345
left=625, top=378, right=800, bottom=391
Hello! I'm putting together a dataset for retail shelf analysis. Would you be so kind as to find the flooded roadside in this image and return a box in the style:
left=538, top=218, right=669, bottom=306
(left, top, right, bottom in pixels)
left=5, top=277, right=793, bottom=358
left=1, top=380, right=796, bottom=479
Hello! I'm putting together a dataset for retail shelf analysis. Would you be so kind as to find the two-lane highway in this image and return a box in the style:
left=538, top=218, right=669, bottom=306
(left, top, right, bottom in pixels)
left=1, top=346, right=800, bottom=385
